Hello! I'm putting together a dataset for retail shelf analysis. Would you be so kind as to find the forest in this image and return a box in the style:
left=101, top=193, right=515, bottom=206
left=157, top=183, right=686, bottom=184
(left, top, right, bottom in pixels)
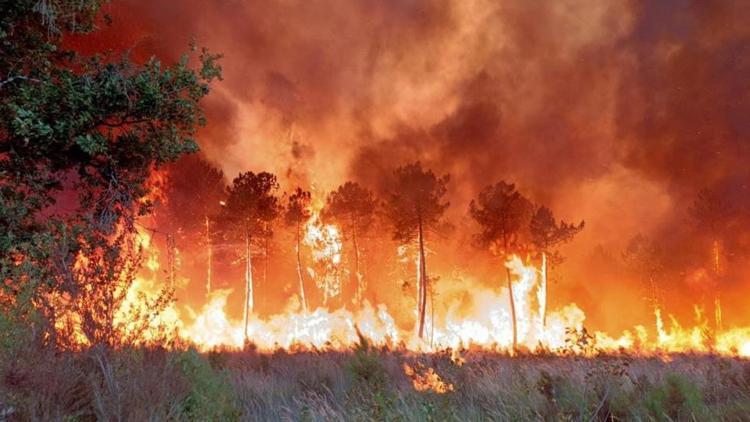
left=2, top=0, right=750, bottom=420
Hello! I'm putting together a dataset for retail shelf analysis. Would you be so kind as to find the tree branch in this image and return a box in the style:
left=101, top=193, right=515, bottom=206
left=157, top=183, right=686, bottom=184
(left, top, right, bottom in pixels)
left=0, top=76, right=43, bottom=89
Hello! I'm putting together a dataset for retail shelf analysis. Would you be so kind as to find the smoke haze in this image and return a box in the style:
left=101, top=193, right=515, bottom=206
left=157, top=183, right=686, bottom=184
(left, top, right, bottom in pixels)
left=72, top=0, right=750, bottom=332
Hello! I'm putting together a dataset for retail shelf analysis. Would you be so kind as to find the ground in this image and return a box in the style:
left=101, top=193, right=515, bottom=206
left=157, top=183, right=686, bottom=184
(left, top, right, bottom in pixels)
left=2, top=341, right=750, bottom=421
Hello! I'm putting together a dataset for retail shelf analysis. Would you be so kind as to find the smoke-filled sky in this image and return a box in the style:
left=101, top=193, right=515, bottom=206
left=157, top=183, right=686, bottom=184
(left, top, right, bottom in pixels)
left=74, top=0, right=750, bottom=329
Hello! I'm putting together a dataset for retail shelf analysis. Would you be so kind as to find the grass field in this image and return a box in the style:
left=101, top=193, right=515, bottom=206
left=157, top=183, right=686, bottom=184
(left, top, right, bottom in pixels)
left=2, top=339, right=750, bottom=421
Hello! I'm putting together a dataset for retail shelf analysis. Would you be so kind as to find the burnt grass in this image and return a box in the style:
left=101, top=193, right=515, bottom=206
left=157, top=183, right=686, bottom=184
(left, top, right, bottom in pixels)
left=2, top=343, right=750, bottom=421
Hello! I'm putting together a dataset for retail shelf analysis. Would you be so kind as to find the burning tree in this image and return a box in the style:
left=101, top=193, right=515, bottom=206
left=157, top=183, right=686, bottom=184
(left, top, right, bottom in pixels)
left=469, top=181, right=533, bottom=351
left=284, top=187, right=312, bottom=312
left=322, top=182, right=377, bottom=305
left=218, top=172, right=280, bottom=342
left=691, top=188, right=731, bottom=276
left=0, top=1, right=220, bottom=347
left=54, top=228, right=175, bottom=348
left=622, top=235, right=665, bottom=312
left=385, top=162, right=449, bottom=339
left=160, top=155, right=226, bottom=294
left=529, top=206, right=584, bottom=326
left=690, top=188, right=734, bottom=330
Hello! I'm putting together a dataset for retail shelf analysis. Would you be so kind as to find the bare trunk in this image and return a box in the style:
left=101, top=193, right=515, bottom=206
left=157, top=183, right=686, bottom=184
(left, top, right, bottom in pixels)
left=712, top=238, right=723, bottom=333
left=352, top=226, right=362, bottom=305
left=295, top=222, right=308, bottom=313
left=715, top=296, right=723, bottom=333
left=506, top=266, right=518, bottom=351
left=417, top=217, right=428, bottom=339
left=167, top=234, right=176, bottom=288
left=505, top=239, right=517, bottom=351
left=243, top=230, right=254, bottom=344
left=205, top=216, right=212, bottom=295
left=262, top=234, right=269, bottom=310
left=540, top=252, right=547, bottom=328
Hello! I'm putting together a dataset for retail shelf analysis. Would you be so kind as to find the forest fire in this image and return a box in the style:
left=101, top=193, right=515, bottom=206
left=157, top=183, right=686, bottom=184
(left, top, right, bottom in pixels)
left=68, top=220, right=750, bottom=358
left=3, top=0, right=750, bottom=419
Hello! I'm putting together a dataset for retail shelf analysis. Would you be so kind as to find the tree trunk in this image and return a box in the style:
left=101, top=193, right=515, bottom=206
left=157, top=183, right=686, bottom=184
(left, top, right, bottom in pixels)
left=295, top=222, right=308, bottom=313
left=540, top=252, right=547, bottom=328
left=715, top=296, right=723, bottom=333
left=504, top=238, right=518, bottom=352
left=352, top=226, right=362, bottom=305
left=243, top=230, right=254, bottom=344
left=505, top=265, right=518, bottom=351
left=417, top=217, right=428, bottom=339
left=205, top=216, right=212, bottom=295
left=167, top=233, right=176, bottom=288
left=262, top=233, right=269, bottom=310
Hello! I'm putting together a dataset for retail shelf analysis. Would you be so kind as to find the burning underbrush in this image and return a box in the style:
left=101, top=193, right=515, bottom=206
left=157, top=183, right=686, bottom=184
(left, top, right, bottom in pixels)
left=40, top=222, right=750, bottom=359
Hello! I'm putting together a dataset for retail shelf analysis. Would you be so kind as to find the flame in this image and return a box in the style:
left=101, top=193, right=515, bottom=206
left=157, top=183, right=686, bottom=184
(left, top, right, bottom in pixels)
left=303, top=208, right=343, bottom=304
left=54, top=223, right=750, bottom=357
left=403, top=363, right=454, bottom=393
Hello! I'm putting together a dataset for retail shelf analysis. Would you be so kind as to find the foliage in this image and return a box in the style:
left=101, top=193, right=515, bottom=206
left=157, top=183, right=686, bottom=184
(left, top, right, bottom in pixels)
left=644, top=373, right=709, bottom=420
left=384, top=162, right=449, bottom=338
left=0, top=0, right=221, bottom=346
left=218, top=171, right=280, bottom=242
left=2, top=348, right=743, bottom=421
left=284, top=187, right=312, bottom=229
left=469, top=181, right=533, bottom=255
left=347, top=332, right=387, bottom=388
left=160, top=155, right=226, bottom=235
left=384, top=162, right=450, bottom=243
left=322, top=181, right=376, bottom=240
left=529, top=205, right=584, bottom=263
left=54, top=228, right=175, bottom=348
left=176, top=348, right=240, bottom=421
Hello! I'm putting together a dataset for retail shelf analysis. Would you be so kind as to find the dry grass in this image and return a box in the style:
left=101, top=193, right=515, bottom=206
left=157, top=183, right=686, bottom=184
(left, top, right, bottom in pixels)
left=2, top=341, right=750, bottom=421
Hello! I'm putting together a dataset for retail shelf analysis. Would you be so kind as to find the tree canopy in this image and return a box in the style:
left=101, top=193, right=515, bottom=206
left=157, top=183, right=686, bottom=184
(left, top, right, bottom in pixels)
left=469, top=181, right=533, bottom=255
left=323, top=181, right=376, bottom=239
left=219, top=171, right=281, bottom=239
left=385, top=162, right=450, bottom=243
left=0, top=0, right=221, bottom=346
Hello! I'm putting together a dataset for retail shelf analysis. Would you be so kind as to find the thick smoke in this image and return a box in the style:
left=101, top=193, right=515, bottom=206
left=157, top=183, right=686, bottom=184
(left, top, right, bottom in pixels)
left=76, top=0, right=750, bottom=331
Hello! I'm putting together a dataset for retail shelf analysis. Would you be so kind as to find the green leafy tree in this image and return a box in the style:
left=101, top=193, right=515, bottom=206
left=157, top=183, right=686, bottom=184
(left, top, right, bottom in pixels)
left=218, top=172, right=280, bottom=341
left=0, top=1, right=221, bottom=346
left=529, top=206, right=584, bottom=326
left=384, top=162, right=449, bottom=339
left=284, top=187, right=312, bottom=313
left=469, top=181, right=533, bottom=351
left=322, top=182, right=377, bottom=305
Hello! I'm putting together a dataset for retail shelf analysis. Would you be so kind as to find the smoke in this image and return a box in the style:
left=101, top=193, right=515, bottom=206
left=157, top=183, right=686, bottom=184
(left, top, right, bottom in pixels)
left=73, top=0, right=750, bottom=330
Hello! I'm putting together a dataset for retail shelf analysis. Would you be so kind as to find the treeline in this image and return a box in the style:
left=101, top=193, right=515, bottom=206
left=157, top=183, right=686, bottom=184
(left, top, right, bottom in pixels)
left=159, top=158, right=585, bottom=350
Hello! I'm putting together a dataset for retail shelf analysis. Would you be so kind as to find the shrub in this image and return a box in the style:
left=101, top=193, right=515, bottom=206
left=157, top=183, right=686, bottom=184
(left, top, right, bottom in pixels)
left=644, top=373, right=709, bottom=420
left=176, top=348, right=240, bottom=421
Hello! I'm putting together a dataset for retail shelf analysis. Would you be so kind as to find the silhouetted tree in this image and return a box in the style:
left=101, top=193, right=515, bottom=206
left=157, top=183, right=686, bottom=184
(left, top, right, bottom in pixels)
left=323, top=182, right=377, bottom=305
left=690, top=188, right=732, bottom=331
left=285, top=188, right=312, bottom=313
left=161, top=155, right=226, bottom=294
left=690, top=188, right=731, bottom=276
left=529, top=206, right=584, bottom=326
left=622, top=234, right=665, bottom=311
left=219, top=172, right=280, bottom=341
left=385, top=162, right=449, bottom=339
left=470, top=181, right=533, bottom=351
